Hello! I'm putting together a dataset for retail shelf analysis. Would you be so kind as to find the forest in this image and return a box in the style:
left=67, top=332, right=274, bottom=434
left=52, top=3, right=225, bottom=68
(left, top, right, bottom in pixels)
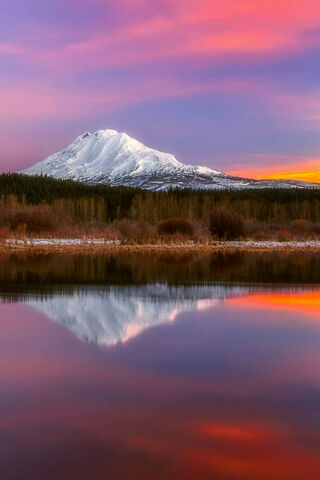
left=0, top=173, right=320, bottom=241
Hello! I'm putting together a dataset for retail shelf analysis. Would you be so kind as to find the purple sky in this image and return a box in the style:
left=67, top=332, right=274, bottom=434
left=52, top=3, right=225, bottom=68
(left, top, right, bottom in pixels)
left=1, top=0, right=320, bottom=181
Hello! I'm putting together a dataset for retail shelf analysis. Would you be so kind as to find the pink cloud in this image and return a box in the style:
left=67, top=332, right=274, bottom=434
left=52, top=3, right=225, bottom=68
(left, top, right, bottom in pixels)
left=3, top=0, right=320, bottom=77
left=0, top=75, right=255, bottom=120
left=0, top=42, right=27, bottom=55
left=273, top=91, right=320, bottom=122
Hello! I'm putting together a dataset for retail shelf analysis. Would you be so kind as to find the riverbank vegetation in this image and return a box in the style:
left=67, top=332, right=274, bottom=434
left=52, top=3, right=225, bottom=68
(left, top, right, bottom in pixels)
left=0, top=173, right=320, bottom=242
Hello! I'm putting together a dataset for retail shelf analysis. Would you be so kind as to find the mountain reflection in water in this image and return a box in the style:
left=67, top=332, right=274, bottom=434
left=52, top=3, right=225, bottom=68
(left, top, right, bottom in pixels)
left=0, top=251, right=320, bottom=480
left=22, top=285, right=320, bottom=346
left=24, top=285, right=251, bottom=345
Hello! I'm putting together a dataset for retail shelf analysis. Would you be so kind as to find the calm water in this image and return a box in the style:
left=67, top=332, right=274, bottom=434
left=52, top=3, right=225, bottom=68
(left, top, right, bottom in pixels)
left=1, top=252, right=320, bottom=480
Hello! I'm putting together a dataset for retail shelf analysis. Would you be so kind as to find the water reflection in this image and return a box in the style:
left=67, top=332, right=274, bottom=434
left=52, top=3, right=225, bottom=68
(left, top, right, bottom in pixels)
left=21, top=286, right=320, bottom=346
left=229, top=290, right=320, bottom=320
left=0, top=252, right=320, bottom=480
left=0, top=250, right=320, bottom=296
left=22, top=285, right=267, bottom=345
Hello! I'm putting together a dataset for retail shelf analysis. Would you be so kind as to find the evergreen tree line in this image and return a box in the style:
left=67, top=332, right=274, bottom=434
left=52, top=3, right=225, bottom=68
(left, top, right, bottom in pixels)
left=1, top=173, right=320, bottom=225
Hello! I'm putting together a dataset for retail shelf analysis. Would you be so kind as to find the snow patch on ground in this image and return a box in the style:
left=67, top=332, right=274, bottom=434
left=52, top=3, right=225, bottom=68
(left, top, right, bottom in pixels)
left=4, top=239, right=320, bottom=249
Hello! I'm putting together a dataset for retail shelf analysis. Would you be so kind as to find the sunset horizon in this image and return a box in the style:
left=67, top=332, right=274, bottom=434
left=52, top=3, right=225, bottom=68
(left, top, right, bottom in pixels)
left=227, top=158, right=320, bottom=183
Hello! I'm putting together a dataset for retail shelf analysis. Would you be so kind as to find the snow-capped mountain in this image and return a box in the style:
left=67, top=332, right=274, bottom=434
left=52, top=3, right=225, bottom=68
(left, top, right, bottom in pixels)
left=21, top=129, right=319, bottom=191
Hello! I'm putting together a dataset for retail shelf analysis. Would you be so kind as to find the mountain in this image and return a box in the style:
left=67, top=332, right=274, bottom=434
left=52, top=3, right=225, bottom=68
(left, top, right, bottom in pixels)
left=21, top=129, right=319, bottom=191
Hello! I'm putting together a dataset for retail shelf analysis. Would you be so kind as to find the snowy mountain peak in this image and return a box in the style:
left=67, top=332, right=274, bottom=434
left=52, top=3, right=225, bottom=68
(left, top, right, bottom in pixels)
left=22, top=128, right=203, bottom=188
left=21, top=129, right=319, bottom=191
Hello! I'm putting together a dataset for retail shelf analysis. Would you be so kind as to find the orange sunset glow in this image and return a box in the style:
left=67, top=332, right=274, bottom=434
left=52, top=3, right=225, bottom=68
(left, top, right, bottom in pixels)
left=228, top=159, right=320, bottom=184
left=265, top=171, right=320, bottom=184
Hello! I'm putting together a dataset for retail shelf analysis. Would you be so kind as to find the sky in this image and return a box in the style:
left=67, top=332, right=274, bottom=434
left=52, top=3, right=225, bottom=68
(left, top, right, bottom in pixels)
left=0, top=0, right=320, bottom=182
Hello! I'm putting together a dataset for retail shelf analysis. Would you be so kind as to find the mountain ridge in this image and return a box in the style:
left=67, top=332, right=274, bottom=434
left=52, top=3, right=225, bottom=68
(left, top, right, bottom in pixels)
left=21, top=129, right=320, bottom=191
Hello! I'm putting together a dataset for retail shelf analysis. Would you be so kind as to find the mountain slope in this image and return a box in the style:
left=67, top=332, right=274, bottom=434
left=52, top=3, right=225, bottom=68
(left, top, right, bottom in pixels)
left=22, top=129, right=319, bottom=191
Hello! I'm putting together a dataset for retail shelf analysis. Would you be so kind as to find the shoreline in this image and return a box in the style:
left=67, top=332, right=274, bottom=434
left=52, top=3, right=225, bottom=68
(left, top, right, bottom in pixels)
left=1, top=238, right=320, bottom=254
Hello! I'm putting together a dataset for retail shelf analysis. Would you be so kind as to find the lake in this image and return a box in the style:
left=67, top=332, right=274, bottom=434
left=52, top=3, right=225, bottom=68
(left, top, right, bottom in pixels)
left=0, top=251, right=320, bottom=480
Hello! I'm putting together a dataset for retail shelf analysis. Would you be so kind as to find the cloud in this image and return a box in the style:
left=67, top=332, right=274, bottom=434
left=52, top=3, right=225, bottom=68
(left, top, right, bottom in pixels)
left=3, top=0, right=320, bottom=75
left=0, top=74, right=257, bottom=120
left=0, top=42, right=27, bottom=55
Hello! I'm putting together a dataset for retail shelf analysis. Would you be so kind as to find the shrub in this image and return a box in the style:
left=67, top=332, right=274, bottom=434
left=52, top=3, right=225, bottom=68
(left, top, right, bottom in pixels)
left=310, top=222, right=320, bottom=235
left=277, top=228, right=293, bottom=242
left=0, top=226, right=10, bottom=239
left=291, top=219, right=310, bottom=234
left=157, top=218, right=194, bottom=236
left=15, top=223, right=27, bottom=237
left=209, top=207, right=246, bottom=240
left=92, top=225, right=119, bottom=241
left=118, top=220, right=155, bottom=244
left=0, top=206, right=57, bottom=233
left=254, top=229, right=268, bottom=241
